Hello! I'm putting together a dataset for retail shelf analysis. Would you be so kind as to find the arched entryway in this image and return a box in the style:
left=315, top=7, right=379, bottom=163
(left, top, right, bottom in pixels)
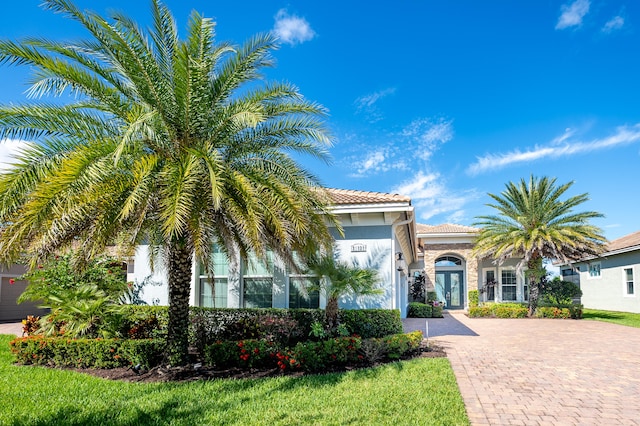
left=434, top=255, right=465, bottom=309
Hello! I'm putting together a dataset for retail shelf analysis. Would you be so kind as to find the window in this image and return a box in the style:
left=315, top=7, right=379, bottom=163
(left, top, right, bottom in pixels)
left=484, top=270, right=496, bottom=301
left=199, top=278, right=228, bottom=308
left=588, top=262, right=601, bottom=278
left=523, top=275, right=530, bottom=302
left=625, top=268, right=634, bottom=296
left=501, top=270, right=517, bottom=301
left=242, top=252, right=274, bottom=308
left=289, top=277, right=320, bottom=309
left=435, top=256, right=462, bottom=266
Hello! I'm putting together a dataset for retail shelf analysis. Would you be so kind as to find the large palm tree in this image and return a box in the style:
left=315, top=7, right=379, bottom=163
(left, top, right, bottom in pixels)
left=473, top=175, right=606, bottom=316
left=0, top=0, right=338, bottom=365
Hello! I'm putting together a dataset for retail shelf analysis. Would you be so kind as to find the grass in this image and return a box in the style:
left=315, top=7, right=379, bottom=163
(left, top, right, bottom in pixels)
left=583, top=309, right=640, bottom=328
left=0, top=335, right=468, bottom=426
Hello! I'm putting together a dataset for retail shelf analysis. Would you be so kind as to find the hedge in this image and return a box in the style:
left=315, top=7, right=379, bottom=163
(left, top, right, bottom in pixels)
left=468, top=303, right=528, bottom=318
left=203, top=330, right=423, bottom=372
left=115, top=306, right=403, bottom=350
left=10, top=336, right=165, bottom=369
left=408, top=302, right=432, bottom=318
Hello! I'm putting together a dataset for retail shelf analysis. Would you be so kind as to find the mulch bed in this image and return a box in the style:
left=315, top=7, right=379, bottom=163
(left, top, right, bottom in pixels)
left=67, top=344, right=447, bottom=383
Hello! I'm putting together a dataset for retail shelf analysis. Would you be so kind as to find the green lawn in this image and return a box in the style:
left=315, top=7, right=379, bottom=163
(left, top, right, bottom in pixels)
left=583, top=309, right=640, bottom=328
left=0, top=335, right=468, bottom=426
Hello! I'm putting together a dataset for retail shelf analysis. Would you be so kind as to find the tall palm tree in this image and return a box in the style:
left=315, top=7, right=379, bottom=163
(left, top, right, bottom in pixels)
left=0, top=0, right=338, bottom=365
left=473, top=175, right=606, bottom=316
left=306, top=253, right=381, bottom=330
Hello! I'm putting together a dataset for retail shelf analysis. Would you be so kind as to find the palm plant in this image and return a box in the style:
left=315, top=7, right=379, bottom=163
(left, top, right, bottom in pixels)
left=306, top=253, right=381, bottom=330
left=473, top=175, right=606, bottom=316
left=0, top=0, right=337, bottom=365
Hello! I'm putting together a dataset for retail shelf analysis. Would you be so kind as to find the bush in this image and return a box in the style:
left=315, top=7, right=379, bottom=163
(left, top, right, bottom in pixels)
left=384, top=331, right=422, bottom=359
left=408, top=302, right=432, bottom=318
left=535, top=304, right=583, bottom=319
left=468, top=290, right=479, bottom=308
left=468, top=303, right=527, bottom=318
left=10, top=336, right=165, bottom=369
left=337, top=309, right=403, bottom=338
left=431, top=304, right=444, bottom=318
left=203, top=339, right=277, bottom=369
left=542, top=277, right=582, bottom=305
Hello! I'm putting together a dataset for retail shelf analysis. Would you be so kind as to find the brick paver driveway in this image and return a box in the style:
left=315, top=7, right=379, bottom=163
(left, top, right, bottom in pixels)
left=405, top=312, right=640, bottom=426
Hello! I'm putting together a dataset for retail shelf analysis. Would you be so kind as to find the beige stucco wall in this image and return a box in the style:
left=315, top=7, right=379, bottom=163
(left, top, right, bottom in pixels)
left=422, top=243, right=479, bottom=300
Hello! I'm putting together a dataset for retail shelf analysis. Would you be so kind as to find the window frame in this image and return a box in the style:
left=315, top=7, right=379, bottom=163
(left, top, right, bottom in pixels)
left=500, top=269, right=517, bottom=302
left=624, top=267, right=635, bottom=297
left=587, top=262, right=601, bottom=279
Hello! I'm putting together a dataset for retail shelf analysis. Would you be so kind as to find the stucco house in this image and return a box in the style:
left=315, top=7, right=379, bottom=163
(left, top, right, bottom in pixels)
left=129, top=188, right=418, bottom=318
left=560, top=230, right=640, bottom=313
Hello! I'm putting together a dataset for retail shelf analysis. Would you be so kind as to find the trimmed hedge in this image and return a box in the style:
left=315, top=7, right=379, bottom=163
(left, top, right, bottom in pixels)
left=408, top=302, right=432, bottom=318
left=203, top=331, right=423, bottom=372
left=535, top=304, right=583, bottom=319
left=469, top=303, right=528, bottom=318
left=468, top=290, right=479, bottom=308
left=9, top=336, right=165, bottom=369
left=116, top=306, right=403, bottom=350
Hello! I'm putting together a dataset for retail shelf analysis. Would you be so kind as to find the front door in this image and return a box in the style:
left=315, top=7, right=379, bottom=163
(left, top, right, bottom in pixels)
left=435, top=271, right=464, bottom=309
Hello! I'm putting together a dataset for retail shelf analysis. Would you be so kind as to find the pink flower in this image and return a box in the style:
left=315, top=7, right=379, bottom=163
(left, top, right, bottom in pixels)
left=9, top=279, right=15, bottom=285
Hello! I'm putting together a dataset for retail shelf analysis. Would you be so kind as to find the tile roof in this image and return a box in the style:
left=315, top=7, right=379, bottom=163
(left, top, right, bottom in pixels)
left=326, top=188, right=411, bottom=205
left=416, top=223, right=480, bottom=234
left=606, top=230, right=640, bottom=253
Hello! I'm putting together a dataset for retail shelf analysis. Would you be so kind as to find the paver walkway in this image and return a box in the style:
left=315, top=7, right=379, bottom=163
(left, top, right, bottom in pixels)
left=406, top=312, right=640, bottom=425
left=0, top=322, right=22, bottom=336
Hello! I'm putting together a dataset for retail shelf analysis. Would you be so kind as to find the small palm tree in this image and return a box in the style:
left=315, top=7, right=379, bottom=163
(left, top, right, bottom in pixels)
left=306, top=253, right=381, bottom=330
left=0, top=0, right=337, bottom=365
left=473, top=175, right=606, bottom=316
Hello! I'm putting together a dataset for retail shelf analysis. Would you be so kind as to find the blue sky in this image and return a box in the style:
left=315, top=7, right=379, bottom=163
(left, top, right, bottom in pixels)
left=0, top=0, right=638, bottom=241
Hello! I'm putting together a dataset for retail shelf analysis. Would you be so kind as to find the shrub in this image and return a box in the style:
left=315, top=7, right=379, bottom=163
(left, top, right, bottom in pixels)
left=358, top=338, right=388, bottom=364
left=468, top=303, right=527, bottom=318
left=468, top=290, right=479, bottom=308
left=426, top=291, right=437, bottom=303
left=204, top=339, right=276, bottom=369
left=542, top=277, right=582, bottom=305
left=408, top=302, right=432, bottom=318
left=431, top=304, right=444, bottom=318
left=536, top=307, right=571, bottom=319
left=337, top=309, right=403, bottom=338
left=10, top=336, right=165, bottom=369
left=383, top=331, right=422, bottom=359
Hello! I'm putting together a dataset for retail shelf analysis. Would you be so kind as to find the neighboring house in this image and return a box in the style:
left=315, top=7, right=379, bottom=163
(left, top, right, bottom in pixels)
left=560, top=230, right=640, bottom=314
left=129, top=188, right=418, bottom=318
left=0, top=264, right=48, bottom=322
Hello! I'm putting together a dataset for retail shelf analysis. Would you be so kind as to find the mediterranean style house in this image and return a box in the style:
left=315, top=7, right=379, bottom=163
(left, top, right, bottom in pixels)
left=560, top=230, right=640, bottom=314
left=0, top=188, right=535, bottom=321
left=127, top=188, right=532, bottom=318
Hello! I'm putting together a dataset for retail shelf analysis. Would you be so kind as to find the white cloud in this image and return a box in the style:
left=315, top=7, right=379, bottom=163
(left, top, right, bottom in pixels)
left=272, top=9, right=316, bottom=46
left=401, top=118, right=454, bottom=160
left=354, top=88, right=396, bottom=123
left=602, top=16, right=625, bottom=33
left=556, top=0, right=590, bottom=30
left=0, top=139, right=29, bottom=171
left=348, top=147, right=408, bottom=178
left=467, top=124, right=640, bottom=176
left=391, top=171, right=477, bottom=222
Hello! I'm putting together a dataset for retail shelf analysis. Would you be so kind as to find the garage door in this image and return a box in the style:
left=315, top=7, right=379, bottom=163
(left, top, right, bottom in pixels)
left=0, top=276, right=49, bottom=322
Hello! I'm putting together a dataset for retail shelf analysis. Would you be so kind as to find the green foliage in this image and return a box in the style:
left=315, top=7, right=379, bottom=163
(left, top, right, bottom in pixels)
left=542, top=277, right=582, bottom=305
left=431, top=304, right=444, bottom=318
left=468, top=290, right=479, bottom=308
left=0, top=0, right=338, bottom=366
left=426, top=291, right=438, bottom=303
left=536, top=304, right=583, bottom=319
left=204, top=339, right=277, bottom=369
left=473, top=175, right=606, bottom=315
left=468, top=303, right=528, bottom=318
left=0, top=334, right=469, bottom=425
left=383, top=331, right=423, bottom=359
left=10, top=336, right=165, bottom=369
left=17, top=253, right=128, bottom=338
left=338, top=309, right=403, bottom=338
left=408, top=302, right=432, bottom=318
left=583, top=309, right=640, bottom=328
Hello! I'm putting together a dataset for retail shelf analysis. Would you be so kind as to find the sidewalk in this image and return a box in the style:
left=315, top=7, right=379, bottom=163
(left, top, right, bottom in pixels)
left=0, top=322, right=22, bottom=336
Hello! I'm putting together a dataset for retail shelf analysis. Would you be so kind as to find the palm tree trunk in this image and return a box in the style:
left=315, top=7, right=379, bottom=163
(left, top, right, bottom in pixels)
left=527, top=256, right=544, bottom=317
left=167, top=238, right=193, bottom=366
left=325, top=296, right=339, bottom=330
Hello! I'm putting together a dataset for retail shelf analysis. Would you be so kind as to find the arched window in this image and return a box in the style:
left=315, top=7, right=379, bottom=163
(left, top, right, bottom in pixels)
left=435, top=256, right=462, bottom=267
